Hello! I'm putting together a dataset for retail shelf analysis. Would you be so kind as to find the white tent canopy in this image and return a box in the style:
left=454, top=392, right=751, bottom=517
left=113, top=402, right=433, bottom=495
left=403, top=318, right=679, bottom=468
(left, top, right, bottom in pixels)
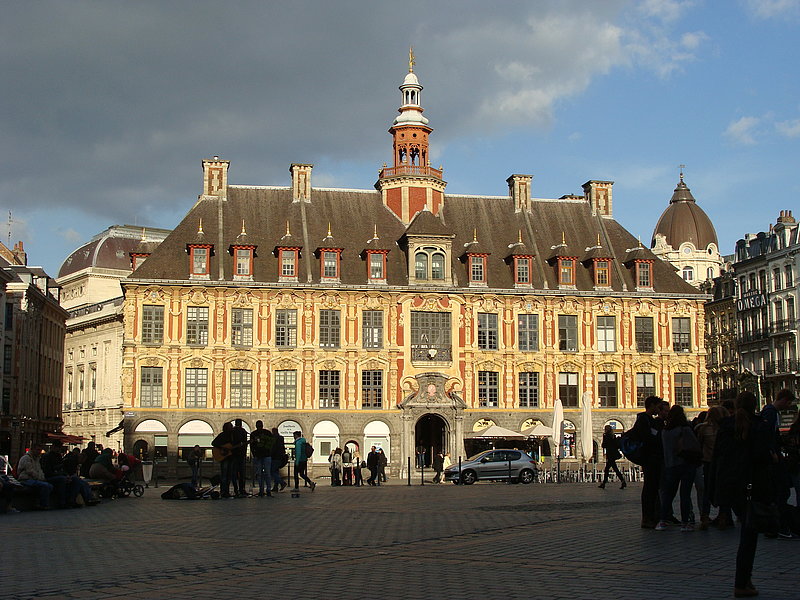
left=466, top=425, right=525, bottom=439
left=523, top=423, right=553, bottom=437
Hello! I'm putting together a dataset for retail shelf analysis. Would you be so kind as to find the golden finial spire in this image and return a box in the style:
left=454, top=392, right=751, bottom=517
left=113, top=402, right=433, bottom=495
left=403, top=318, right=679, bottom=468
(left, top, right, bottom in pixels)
left=518, top=230, right=523, bottom=244
left=409, top=46, right=416, bottom=72
left=285, top=221, right=291, bottom=236
left=679, top=164, right=685, bottom=182
left=473, top=228, right=478, bottom=242
left=561, top=231, right=566, bottom=245
left=597, top=233, right=601, bottom=246
left=373, top=224, right=379, bottom=239
left=140, top=227, right=147, bottom=242
left=198, top=218, right=204, bottom=235
left=240, top=220, right=247, bottom=235
left=327, top=222, right=332, bottom=237
left=638, top=235, right=643, bottom=248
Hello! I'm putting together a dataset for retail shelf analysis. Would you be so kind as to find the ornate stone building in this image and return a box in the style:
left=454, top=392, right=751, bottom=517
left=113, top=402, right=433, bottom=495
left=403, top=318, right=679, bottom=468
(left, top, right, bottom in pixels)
left=651, top=173, right=723, bottom=288
left=121, top=60, right=708, bottom=475
left=0, top=242, right=67, bottom=462
left=58, top=225, right=169, bottom=449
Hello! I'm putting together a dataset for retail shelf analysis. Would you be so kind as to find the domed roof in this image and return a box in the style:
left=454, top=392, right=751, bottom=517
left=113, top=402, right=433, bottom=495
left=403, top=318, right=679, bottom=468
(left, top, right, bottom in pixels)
left=651, top=177, right=718, bottom=250
left=58, top=225, right=170, bottom=279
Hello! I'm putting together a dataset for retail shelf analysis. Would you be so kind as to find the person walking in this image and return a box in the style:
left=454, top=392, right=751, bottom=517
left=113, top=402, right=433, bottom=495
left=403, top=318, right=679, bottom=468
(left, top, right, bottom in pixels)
left=442, top=452, right=452, bottom=478
left=231, top=419, right=248, bottom=497
left=598, top=425, right=626, bottom=489
left=695, top=405, right=731, bottom=530
left=656, top=405, right=700, bottom=532
left=293, top=431, right=316, bottom=491
left=249, top=420, right=274, bottom=497
left=353, top=452, right=364, bottom=487
left=329, top=448, right=343, bottom=486
left=711, top=392, right=775, bottom=597
left=761, top=388, right=797, bottom=538
left=211, top=422, right=235, bottom=498
left=270, top=427, right=288, bottom=493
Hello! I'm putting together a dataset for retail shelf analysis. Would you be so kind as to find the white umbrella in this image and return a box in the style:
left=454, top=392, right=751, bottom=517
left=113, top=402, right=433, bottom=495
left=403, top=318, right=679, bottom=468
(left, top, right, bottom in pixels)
left=581, top=391, right=594, bottom=461
left=522, top=423, right=553, bottom=437
left=551, top=398, right=564, bottom=459
left=465, top=425, right=525, bottom=439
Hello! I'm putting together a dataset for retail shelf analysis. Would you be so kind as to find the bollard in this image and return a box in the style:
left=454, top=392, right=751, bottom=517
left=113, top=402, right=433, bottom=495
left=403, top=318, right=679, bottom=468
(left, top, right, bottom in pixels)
left=420, top=462, right=425, bottom=486
left=407, top=456, right=411, bottom=486
left=458, top=456, right=462, bottom=485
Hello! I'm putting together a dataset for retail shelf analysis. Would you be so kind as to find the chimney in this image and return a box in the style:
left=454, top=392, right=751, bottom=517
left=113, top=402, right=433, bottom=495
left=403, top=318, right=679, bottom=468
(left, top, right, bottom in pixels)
left=583, top=180, right=614, bottom=217
left=290, top=163, right=313, bottom=203
left=507, top=174, right=532, bottom=212
left=12, top=241, right=27, bottom=265
left=202, top=156, right=230, bottom=198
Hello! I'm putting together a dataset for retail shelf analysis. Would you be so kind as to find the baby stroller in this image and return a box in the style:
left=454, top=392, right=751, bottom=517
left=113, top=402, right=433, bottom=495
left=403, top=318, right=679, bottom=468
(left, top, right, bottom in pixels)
left=98, top=467, right=145, bottom=499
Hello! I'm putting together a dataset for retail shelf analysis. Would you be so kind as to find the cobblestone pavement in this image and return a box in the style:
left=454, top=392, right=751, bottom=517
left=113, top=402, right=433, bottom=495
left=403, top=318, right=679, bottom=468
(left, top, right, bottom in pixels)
left=2, top=479, right=798, bottom=600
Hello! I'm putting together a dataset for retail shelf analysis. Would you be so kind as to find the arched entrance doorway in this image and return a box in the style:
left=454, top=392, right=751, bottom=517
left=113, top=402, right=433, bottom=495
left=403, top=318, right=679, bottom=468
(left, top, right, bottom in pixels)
left=415, top=413, right=447, bottom=468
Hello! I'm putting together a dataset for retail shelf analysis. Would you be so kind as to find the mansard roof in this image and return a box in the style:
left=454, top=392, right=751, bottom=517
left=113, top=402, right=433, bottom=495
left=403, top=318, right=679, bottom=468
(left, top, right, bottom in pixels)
left=129, top=184, right=701, bottom=296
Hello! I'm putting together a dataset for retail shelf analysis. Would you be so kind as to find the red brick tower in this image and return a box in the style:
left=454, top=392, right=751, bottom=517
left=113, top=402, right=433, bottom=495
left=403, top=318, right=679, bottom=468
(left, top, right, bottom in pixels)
left=377, top=49, right=447, bottom=224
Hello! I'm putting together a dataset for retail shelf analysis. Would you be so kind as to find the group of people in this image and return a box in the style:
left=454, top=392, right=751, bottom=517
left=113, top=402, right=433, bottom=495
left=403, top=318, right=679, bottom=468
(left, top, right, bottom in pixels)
left=626, top=391, right=799, bottom=598
left=0, top=440, right=139, bottom=512
left=326, top=446, right=362, bottom=486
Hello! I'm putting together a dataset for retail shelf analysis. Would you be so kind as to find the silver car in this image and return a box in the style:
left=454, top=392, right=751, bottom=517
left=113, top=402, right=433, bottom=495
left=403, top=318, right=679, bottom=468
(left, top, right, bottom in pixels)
left=444, top=449, right=538, bottom=485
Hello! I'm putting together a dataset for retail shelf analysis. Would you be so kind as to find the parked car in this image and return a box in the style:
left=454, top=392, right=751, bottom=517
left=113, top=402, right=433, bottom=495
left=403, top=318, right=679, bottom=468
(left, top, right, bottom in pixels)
left=444, top=449, right=538, bottom=485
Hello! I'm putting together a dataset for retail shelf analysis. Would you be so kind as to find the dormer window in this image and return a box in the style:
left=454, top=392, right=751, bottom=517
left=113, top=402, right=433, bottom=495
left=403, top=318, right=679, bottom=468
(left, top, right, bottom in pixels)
left=469, top=255, right=486, bottom=284
left=594, top=259, right=610, bottom=287
left=369, top=253, right=385, bottom=280
left=279, top=249, right=299, bottom=281
left=131, top=254, right=148, bottom=271
left=362, top=226, right=391, bottom=284
left=230, top=246, right=255, bottom=280
left=414, top=247, right=446, bottom=281
left=322, top=250, right=339, bottom=279
left=559, top=258, right=576, bottom=286
left=636, top=261, right=653, bottom=288
left=187, top=244, right=213, bottom=279
left=515, top=257, right=531, bottom=285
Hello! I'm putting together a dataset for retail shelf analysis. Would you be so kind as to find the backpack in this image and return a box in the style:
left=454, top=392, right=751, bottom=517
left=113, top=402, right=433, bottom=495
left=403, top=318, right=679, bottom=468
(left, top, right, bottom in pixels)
left=619, top=429, right=646, bottom=466
left=304, top=442, right=314, bottom=458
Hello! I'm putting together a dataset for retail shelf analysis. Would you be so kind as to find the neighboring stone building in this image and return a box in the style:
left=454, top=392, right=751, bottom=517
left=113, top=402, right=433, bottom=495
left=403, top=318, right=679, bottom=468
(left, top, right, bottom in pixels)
left=733, top=210, right=800, bottom=402
left=703, top=261, right=738, bottom=403
left=121, top=60, right=708, bottom=476
left=58, top=225, right=169, bottom=449
left=0, top=242, right=67, bottom=463
left=651, top=173, right=723, bottom=287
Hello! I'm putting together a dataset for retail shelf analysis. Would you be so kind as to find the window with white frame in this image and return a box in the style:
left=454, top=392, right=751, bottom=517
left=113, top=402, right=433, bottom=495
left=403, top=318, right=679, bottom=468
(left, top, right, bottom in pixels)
left=478, top=371, right=499, bottom=407
left=674, top=372, right=693, bottom=406
left=558, top=314, right=578, bottom=352
left=142, top=305, right=164, bottom=344
left=477, top=312, right=498, bottom=350
left=231, top=308, right=253, bottom=347
left=140, top=366, right=163, bottom=408
left=597, top=315, right=616, bottom=352
left=319, top=309, right=340, bottom=348
left=319, top=370, right=340, bottom=408
left=598, top=372, right=617, bottom=407
left=519, top=371, right=539, bottom=407
left=636, top=372, right=656, bottom=407
left=362, top=310, right=383, bottom=349
left=559, top=372, right=578, bottom=407
left=518, top=314, right=538, bottom=352
left=229, top=369, right=252, bottom=408
left=187, top=306, right=209, bottom=346
left=361, top=370, right=383, bottom=408
left=672, top=317, right=691, bottom=352
left=274, top=370, right=296, bottom=409
left=275, top=309, right=297, bottom=348
left=185, top=368, right=208, bottom=408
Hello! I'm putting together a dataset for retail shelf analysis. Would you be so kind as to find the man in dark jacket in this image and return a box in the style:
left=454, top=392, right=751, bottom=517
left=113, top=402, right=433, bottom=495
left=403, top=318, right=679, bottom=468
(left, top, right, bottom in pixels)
left=631, top=395, right=664, bottom=528
left=366, top=446, right=380, bottom=486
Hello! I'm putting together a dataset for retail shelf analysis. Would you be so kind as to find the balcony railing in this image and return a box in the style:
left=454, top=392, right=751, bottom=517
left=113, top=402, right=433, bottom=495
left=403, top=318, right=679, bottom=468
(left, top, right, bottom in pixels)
left=737, top=328, right=769, bottom=344
left=770, top=319, right=798, bottom=335
left=764, top=359, right=800, bottom=375
left=411, top=346, right=452, bottom=362
left=380, top=165, right=443, bottom=179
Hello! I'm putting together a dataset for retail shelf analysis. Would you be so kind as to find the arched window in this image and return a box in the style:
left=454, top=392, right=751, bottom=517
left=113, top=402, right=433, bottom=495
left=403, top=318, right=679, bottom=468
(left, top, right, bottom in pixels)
left=707, top=267, right=714, bottom=280
left=415, top=252, right=428, bottom=279
left=682, top=266, right=694, bottom=282
left=431, top=252, right=445, bottom=279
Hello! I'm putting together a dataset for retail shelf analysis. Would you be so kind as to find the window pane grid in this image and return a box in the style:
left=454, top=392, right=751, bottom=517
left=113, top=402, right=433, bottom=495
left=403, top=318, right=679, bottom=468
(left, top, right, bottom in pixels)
left=598, top=372, right=617, bottom=407
left=674, top=372, right=693, bottom=406
left=362, top=310, right=383, bottom=349
left=558, top=315, right=577, bottom=351
left=319, top=309, right=340, bottom=348
left=140, top=366, right=163, bottom=408
left=276, top=309, right=297, bottom=348
left=597, top=316, right=616, bottom=352
left=635, top=317, right=654, bottom=353
left=673, top=317, right=691, bottom=352
left=519, top=371, right=539, bottom=407
left=229, top=369, right=252, bottom=408
left=187, top=306, right=209, bottom=345
left=274, top=370, right=296, bottom=408
left=518, top=314, right=539, bottom=352
left=478, top=312, right=498, bottom=350
left=478, top=371, right=499, bottom=407
left=636, top=372, right=656, bottom=408
left=185, top=368, right=207, bottom=408
left=319, top=370, right=340, bottom=408
left=559, top=372, right=578, bottom=407
left=142, top=305, right=164, bottom=344
left=361, top=370, right=383, bottom=408
left=231, top=308, right=253, bottom=347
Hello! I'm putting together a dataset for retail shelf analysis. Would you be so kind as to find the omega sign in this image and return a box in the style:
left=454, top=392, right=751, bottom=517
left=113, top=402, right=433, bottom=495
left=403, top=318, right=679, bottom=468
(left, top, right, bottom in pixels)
left=737, top=290, right=767, bottom=312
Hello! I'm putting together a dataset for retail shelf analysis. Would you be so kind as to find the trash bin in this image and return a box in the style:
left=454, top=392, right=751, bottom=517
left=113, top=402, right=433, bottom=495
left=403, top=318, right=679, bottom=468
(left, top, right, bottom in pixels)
left=142, top=460, right=154, bottom=485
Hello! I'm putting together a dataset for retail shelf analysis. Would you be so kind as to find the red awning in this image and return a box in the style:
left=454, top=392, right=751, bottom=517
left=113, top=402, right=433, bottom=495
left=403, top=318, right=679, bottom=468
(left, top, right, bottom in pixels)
left=45, top=432, right=85, bottom=444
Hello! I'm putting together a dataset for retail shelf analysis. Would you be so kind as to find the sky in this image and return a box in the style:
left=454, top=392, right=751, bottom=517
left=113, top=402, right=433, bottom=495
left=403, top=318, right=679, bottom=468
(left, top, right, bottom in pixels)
left=3, top=0, right=800, bottom=277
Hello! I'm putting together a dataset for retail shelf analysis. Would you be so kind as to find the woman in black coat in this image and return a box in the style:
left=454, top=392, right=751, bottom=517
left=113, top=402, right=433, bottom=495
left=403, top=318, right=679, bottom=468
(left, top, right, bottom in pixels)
left=711, top=392, right=775, bottom=598
left=598, top=425, right=626, bottom=489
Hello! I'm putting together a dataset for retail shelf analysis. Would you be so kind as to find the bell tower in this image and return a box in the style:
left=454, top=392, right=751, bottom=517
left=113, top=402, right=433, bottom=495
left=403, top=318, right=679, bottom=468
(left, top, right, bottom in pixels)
left=377, top=49, right=447, bottom=224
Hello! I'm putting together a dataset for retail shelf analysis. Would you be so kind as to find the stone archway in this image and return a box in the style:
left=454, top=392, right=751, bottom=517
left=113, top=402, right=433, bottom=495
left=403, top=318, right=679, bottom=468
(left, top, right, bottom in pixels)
left=415, top=413, right=448, bottom=468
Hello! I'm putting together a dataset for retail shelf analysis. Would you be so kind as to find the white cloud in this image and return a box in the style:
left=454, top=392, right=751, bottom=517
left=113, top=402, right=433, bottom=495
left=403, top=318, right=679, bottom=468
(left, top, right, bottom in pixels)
left=58, top=228, right=83, bottom=244
left=776, top=118, right=800, bottom=138
left=744, top=0, right=800, bottom=19
left=725, top=116, right=761, bottom=145
left=638, top=0, right=696, bottom=23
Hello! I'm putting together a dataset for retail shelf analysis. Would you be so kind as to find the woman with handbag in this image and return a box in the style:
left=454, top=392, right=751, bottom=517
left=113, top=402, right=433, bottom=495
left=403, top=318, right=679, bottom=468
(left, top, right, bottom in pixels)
left=711, top=391, right=775, bottom=598
left=656, top=405, right=700, bottom=532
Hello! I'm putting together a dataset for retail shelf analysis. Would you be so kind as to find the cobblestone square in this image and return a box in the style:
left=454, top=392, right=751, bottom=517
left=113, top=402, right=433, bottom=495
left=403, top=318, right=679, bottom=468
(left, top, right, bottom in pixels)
left=2, top=480, right=797, bottom=600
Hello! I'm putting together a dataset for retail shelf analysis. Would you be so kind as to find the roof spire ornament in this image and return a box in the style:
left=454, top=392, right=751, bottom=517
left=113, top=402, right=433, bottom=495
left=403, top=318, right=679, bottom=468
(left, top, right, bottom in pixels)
left=409, top=46, right=415, bottom=72
left=473, top=228, right=478, bottom=243
left=561, top=231, right=566, bottom=245
left=240, top=220, right=247, bottom=236
left=679, top=164, right=685, bottom=182
left=518, top=230, right=523, bottom=244
left=373, top=224, right=379, bottom=239
left=285, top=221, right=291, bottom=236
left=197, top=218, right=204, bottom=235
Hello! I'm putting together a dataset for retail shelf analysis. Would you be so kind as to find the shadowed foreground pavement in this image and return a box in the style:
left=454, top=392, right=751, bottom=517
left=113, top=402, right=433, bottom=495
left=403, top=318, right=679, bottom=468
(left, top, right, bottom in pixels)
left=2, top=479, right=797, bottom=600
